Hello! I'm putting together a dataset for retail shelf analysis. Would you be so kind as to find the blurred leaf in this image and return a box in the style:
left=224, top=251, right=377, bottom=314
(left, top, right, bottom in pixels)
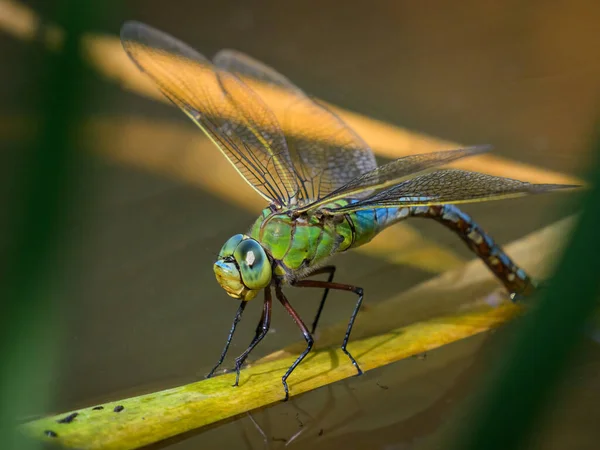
left=1, top=1, right=108, bottom=449
left=451, top=126, right=600, bottom=450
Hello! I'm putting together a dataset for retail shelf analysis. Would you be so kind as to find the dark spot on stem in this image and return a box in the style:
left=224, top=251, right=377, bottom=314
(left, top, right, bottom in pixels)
left=113, top=405, right=124, bottom=413
left=91, top=406, right=104, bottom=411
left=44, top=430, right=58, bottom=438
left=57, top=412, right=78, bottom=424
left=376, top=381, right=389, bottom=390
left=318, top=429, right=324, bottom=436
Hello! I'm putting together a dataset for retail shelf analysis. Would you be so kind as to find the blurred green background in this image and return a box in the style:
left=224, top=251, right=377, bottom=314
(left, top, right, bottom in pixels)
left=1, top=0, right=599, bottom=449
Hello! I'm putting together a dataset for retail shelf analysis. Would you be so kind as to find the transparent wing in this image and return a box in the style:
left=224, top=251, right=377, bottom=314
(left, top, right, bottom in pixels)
left=213, top=49, right=377, bottom=202
left=296, top=145, right=491, bottom=213
left=324, top=169, right=579, bottom=214
left=120, top=21, right=300, bottom=205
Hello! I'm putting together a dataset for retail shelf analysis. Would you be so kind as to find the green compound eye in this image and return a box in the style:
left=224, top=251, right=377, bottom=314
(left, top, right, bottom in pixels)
left=234, top=239, right=272, bottom=290
left=218, top=234, right=244, bottom=258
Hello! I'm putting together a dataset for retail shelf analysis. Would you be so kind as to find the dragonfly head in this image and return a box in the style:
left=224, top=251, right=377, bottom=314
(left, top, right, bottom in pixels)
left=214, top=234, right=272, bottom=301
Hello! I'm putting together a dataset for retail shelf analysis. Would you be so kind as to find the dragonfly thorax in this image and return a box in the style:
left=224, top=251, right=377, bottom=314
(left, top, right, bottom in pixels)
left=213, top=234, right=272, bottom=301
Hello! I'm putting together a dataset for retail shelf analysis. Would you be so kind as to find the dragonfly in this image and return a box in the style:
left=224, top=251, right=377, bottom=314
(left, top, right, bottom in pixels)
left=120, top=21, right=578, bottom=401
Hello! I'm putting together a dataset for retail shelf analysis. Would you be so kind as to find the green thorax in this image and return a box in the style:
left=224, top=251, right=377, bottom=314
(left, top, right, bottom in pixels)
left=248, top=200, right=394, bottom=280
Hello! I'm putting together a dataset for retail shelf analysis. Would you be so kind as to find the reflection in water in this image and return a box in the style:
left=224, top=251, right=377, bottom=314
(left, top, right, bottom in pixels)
left=238, top=382, right=363, bottom=449
left=183, top=335, right=486, bottom=449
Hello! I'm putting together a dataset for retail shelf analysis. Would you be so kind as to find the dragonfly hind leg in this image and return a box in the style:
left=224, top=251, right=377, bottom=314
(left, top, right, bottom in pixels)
left=276, top=285, right=314, bottom=401
left=293, top=279, right=364, bottom=376
left=303, top=265, right=337, bottom=334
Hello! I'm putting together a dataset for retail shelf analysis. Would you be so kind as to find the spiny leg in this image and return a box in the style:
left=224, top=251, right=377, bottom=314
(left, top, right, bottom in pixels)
left=233, top=288, right=273, bottom=387
left=276, top=285, right=314, bottom=402
left=293, top=279, right=364, bottom=376
left=206, top=301, right=247, bottom=378
left=304, top=265, right=337, bottom=334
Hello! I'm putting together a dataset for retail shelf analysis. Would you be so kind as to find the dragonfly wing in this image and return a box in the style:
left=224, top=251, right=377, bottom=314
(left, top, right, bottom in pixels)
left=323, top=169, right=579, bottom=213
left=120, top=21, right=300, bottom=205
left=214, top=49, right=302, bottom=93
left=214, top=49, right=377, bottom=202
left=297, top=145, right=491, bottom=213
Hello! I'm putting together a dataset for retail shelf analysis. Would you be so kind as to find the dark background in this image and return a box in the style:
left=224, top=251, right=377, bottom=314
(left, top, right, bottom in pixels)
left=1, top=1, right=599, bottom=449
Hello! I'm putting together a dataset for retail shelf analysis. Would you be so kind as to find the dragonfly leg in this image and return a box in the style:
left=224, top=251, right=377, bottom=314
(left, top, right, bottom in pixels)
left=303, top=265, right=337, bottom=334
left=232, top=288, right=272, bottom=387
left=206, top=301, right=247, bottom=378
left=293, top=280, right=364, bottom=376
left=276, top=285, right=314, bottom=402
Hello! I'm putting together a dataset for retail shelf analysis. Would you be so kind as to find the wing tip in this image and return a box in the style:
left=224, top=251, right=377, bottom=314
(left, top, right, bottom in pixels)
left=120, top=20, right=148, bottom=43
left=464, top=144, right=493, bottom=155
left=119, top=20, right=210, bottom=69
left=532, top=183, right=583, bottom=192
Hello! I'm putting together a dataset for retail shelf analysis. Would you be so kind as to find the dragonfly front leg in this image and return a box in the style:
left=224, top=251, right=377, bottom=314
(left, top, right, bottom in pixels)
left=276, top=285, right=314, bottom=401
left=232, top=288, right=272, bottom=387
left=303, top=265, right=337, bottom=334
left=293, top=279, right=364, bottom=376
left=206, top=301, right=247, bottom=378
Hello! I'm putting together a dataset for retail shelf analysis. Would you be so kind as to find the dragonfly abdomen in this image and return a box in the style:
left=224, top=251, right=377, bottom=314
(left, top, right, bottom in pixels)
left=344, top=203, right=411, bottom=248
left=408, top=204, right=535, bottom=296
left=343, top=202, right=535, bottom=296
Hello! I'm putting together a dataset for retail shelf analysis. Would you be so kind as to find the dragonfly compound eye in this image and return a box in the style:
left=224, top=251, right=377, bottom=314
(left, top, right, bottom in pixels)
left=214, top=235, right=270, bottom=301
left=217, top=233, right=244, bottom=259
left=234, top=238, right=272, bottom=291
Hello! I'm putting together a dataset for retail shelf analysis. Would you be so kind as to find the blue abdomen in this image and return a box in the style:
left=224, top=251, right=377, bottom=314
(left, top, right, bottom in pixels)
left=346, top=200, right=409, bottom=248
